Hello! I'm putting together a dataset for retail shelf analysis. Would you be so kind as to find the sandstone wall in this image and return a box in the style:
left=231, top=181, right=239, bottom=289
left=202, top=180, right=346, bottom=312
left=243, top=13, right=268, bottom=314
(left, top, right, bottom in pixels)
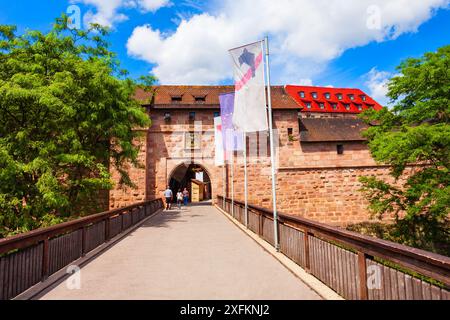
left=109, top=108, right=398, bottom=226
left=109, top=134, right=148, bottom=209
left=226, top=160, right=396, bottom=226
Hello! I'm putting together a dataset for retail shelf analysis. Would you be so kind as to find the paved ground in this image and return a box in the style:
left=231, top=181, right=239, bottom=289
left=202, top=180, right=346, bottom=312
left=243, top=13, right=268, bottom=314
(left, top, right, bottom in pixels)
left=39, top=204, right=322, bottom=300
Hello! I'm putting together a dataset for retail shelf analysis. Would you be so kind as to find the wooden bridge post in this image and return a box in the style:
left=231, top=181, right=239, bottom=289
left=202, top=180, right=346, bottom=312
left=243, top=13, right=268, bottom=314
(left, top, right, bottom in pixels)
left=42, top=238, right=49, bottom=280
left=303, top=229, right=310, bottom=272
left=105, top=217, right=110, bottom=242
left=358, top=251, right=368, bottom=300
left=258, top=213, right=263, bottom=236
left=81, top=226, right=87, bottom=257
left=131, top=209, right=135, bottom=225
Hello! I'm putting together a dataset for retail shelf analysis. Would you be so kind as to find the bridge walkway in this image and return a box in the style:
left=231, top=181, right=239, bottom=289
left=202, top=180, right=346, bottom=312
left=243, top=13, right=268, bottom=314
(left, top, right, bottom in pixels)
left=39, top=204, right=321, bottom=300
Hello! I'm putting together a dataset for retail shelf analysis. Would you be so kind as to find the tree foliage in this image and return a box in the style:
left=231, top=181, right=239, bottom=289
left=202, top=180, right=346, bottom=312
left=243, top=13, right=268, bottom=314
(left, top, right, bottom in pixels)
left=359, top=45, right=450, bottom=252
left=0, top=16, right=152, bottom=237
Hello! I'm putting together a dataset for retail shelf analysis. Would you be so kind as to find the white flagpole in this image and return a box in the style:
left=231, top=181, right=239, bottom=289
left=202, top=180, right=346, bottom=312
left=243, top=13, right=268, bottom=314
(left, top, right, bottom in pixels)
left=222, top=164, right=226, bottom=209
left=244, top=133, right=248, bottom=227
left=231, top=150, right=235, bottom=218
left=264, top=36, right=279, bottom=251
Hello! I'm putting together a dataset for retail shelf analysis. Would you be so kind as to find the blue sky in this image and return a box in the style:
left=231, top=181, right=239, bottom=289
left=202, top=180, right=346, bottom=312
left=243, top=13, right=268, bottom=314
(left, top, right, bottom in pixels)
left=1, top=0, right=449, bottom=105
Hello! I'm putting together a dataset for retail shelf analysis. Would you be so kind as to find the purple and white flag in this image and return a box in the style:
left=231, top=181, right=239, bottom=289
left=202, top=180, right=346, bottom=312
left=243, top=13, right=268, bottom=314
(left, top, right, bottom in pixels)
left=214, top=116, right=224, bottom=166
left=229, top=41, right=268, bottom=132
left=219, top=92, right=243, bottom=160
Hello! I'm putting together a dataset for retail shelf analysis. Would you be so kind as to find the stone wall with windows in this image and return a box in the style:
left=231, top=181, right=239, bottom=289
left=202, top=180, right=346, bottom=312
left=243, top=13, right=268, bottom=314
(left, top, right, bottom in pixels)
left=109, top=108, right=395, bottom=226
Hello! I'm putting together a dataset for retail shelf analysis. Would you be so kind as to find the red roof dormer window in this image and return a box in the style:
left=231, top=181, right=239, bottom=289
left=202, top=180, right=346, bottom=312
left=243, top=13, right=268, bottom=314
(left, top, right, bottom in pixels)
left=194, top=95, right=206, bottom=102
left=284, top=85, right=383, bottom=114
left=171, top=95, right=182, bottom=102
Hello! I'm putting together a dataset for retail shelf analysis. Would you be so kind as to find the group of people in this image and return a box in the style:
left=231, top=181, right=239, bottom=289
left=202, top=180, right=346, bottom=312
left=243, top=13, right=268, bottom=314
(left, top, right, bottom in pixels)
left=163, top=186, right=189, bottom=210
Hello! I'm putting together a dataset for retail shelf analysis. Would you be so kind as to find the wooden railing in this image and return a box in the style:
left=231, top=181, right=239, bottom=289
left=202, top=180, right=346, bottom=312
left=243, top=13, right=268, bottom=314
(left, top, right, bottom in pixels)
left=217, top=196, right=450, bottom=300
left=0, top=198, right=163, bottom=300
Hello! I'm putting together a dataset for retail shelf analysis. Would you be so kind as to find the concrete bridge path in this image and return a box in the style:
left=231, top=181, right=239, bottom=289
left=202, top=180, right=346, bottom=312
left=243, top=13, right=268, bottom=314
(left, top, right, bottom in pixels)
left=39, top=204, right=322, bottom=300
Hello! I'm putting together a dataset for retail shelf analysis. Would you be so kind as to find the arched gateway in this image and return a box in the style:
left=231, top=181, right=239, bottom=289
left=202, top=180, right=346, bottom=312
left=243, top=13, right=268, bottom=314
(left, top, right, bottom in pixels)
left=168, top=163, right=212, bottom=203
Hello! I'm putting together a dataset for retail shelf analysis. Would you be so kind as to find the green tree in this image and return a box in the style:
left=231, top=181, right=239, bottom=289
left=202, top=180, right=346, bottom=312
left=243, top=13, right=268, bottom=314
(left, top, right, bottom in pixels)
left=359, top=45, right=450, bottom=253
left=0, top=16, right=152, bottom=237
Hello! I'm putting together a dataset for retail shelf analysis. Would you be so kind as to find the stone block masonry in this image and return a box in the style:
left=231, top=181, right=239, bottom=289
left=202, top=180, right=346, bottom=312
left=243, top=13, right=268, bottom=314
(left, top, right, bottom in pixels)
left=109, top=86, right=400, bottom=227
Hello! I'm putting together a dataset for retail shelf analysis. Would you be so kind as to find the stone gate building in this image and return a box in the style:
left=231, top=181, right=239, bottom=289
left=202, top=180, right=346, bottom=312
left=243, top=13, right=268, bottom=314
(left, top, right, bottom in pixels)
left=109, top=84, right=397, bottom=226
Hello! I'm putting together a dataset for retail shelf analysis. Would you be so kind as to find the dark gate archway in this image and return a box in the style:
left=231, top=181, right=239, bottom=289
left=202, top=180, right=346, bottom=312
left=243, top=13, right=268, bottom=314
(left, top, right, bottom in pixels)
left=168, top=163, right=212, bottom=203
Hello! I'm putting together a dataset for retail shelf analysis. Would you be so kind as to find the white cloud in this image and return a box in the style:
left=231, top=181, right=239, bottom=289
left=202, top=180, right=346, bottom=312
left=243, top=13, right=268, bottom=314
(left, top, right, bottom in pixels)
left=289, top=79, right=314, bottom=86
left=126, top=0, right=449, bottom=84
left=364, top=67, right=392, bottom=105
left=71, top=0, right=126, bottom=27
left=71, top=0, right=171, bottom=27
left=127, top=15, right=238, bottom=84
left=138, top=0, right=172, bottom=12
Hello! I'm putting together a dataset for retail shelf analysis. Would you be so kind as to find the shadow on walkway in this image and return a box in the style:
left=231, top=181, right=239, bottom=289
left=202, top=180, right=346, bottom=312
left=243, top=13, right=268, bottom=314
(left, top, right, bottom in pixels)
left=188, top=200, right=213, bottom=207
left=140, top=205, right=208, bottom=229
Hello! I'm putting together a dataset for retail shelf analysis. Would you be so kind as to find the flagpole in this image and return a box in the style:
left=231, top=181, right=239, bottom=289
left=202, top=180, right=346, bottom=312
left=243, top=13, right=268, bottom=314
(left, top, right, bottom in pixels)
left=222, top=164, right=226, bottom=209
left=244, top=133, right=248, bottom=227
left=264, top=36, right=280, bottom=251
left=231, top=150, right=235, bottom=218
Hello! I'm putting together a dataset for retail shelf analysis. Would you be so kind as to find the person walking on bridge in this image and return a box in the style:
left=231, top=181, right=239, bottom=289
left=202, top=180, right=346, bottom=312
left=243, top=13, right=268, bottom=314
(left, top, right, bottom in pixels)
left=176, top=189, right=183, bottom=209
left=182, top=187, right=189, bottom=206
left=164, top=186, right=173, bottom=210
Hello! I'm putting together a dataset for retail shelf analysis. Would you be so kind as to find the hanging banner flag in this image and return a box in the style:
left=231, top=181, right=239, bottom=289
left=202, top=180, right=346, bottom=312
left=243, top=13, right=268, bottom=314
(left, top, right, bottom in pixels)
left=229, top=41, right=268, bottom=133
left=214, top=116, right=224, bottom=166
left=219, top=92, right=243, bottom=158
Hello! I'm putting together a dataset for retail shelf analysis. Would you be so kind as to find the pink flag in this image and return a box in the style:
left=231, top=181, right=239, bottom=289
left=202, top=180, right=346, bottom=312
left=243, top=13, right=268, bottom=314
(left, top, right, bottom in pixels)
left=229, top=41, right=268, bottom=133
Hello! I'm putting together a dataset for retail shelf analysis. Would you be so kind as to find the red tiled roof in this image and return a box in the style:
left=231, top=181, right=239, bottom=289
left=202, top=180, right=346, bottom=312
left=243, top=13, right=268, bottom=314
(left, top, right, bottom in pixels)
left=134, top=85, right=300, bottom=109
left=285, top=85, right=383, bottom=113
left=299, top=118, right=369, bottom=142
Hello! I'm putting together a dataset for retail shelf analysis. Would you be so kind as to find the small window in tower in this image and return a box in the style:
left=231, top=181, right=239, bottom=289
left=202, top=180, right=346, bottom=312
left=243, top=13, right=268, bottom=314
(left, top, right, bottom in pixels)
left=305, top=102, right=311, bottom=109
left=337, top=93, right=343, bottom=100
left=324, top=92, right=330, bottom=99
left=319, top=102, right=325, bottom=109
left=344, top=103, right=350, bottom=111
left=287, top=127, right=294, bottom=142
left=337, top=144, right=344, bottom=155
left=299, top=91, right=305, bottom=98
left=311, top=92, right=318, bottom=99
left=213, top=111, right=220, bottom=118
left=164, top=112, right=171, bottom=122
left=194, top=96, right=206, bottom=102
left=171, top=95, right=182, bottom=102
left=331, top=103, right=338, bottom=110
left=189, top=112, right=196, bottom=122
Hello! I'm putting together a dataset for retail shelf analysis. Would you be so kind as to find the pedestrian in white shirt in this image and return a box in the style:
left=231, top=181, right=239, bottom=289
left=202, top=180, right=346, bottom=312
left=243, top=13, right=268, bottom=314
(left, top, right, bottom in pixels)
left=164, top=186, right=173, bottom=210
left=176, top=189, right=183, bottom=209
